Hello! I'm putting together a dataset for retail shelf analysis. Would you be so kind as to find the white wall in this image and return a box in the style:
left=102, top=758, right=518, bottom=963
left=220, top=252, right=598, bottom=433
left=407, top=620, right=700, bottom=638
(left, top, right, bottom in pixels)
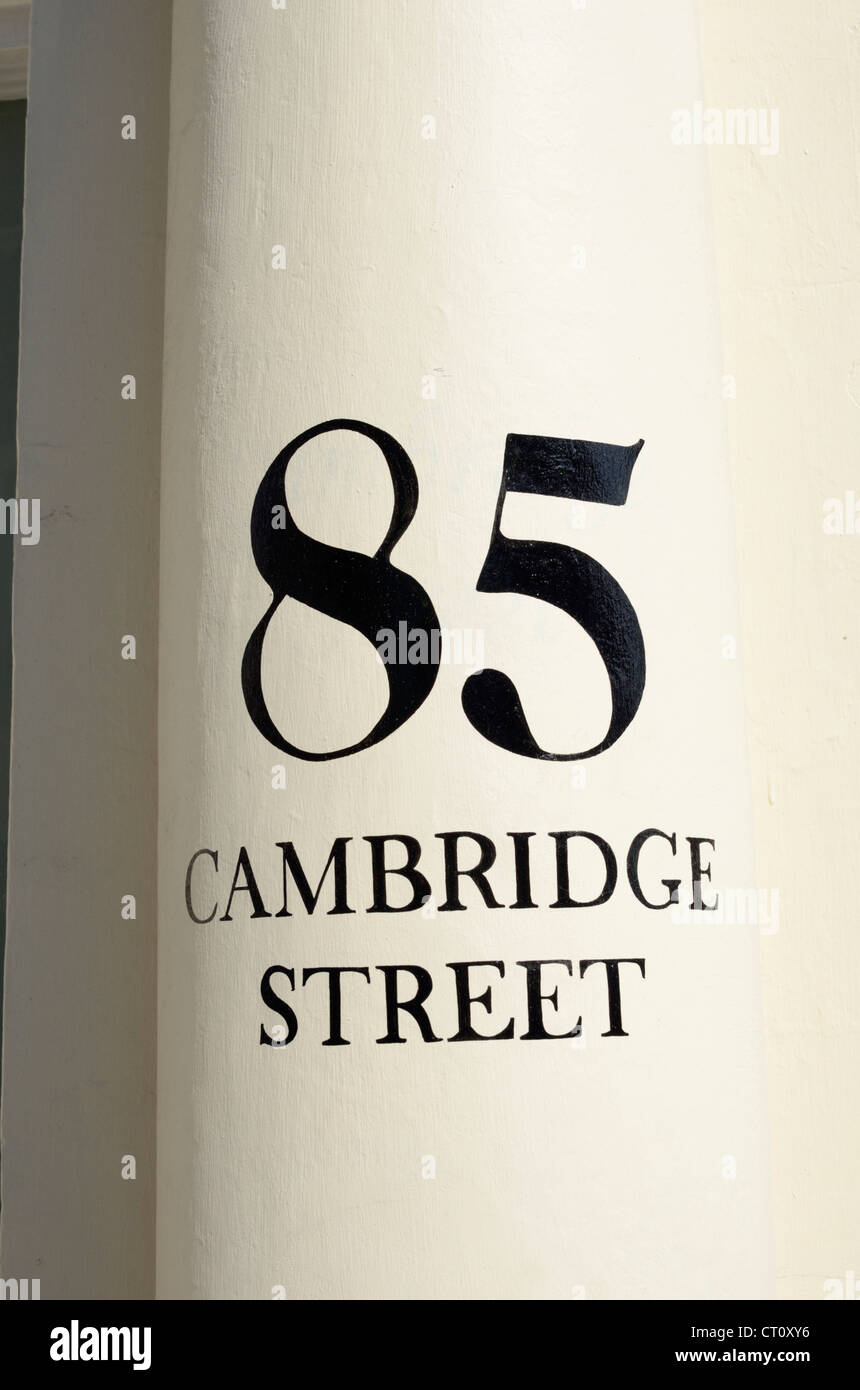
left=3, top=0, right=851, bottom=1302
left=0, top=0, right=170, bottom=1298
left=698, top=0, right=860, bottom=1300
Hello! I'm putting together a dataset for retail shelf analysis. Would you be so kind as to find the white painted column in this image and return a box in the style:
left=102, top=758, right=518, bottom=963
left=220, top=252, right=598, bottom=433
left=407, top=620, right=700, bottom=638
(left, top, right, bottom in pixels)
left=157, top=0, right=772, bottom=1299
left=1, top=0, right=171, bottom=1298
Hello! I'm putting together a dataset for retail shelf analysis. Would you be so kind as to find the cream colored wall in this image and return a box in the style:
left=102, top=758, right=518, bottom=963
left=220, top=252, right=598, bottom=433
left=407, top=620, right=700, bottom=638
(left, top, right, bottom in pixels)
left=0, top=0, right=171, bottom=1298
left=2, top=0, right=849, bottom=1302
left=698, top=0, right=860, bottom=1300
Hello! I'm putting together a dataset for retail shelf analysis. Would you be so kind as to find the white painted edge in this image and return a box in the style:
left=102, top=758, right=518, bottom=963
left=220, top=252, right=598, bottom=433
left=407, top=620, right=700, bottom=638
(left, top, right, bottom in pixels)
left=0, top=2, right=29, bottom=100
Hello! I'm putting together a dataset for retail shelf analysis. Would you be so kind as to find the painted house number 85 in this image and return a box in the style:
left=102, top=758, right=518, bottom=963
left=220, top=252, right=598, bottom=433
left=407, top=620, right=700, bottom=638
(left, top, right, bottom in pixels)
left=241, top=418, right=645, bottom=762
